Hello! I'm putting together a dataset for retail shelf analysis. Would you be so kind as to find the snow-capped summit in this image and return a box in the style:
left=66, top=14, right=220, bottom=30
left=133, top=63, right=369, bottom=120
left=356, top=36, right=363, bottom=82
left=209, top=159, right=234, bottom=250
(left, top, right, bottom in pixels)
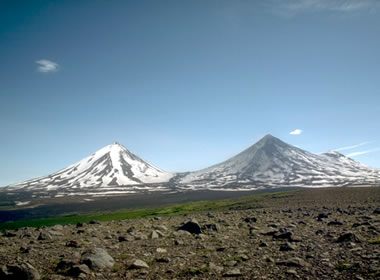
left=7, top=142, right=173, bottom=192
left=179, top=134, right=380, bottom=189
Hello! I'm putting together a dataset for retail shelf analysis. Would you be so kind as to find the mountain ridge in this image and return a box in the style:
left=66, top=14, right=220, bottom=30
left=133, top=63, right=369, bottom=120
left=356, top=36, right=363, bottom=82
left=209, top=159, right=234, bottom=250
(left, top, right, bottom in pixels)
left=2, top=135, right=380, bottom=199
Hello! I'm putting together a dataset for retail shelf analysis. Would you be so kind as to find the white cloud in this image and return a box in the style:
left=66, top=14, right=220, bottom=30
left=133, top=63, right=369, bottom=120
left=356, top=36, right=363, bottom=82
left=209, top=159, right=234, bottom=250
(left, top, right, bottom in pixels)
left=290, top=129, right=303, bottom=135
left=347, top=148, right=380, bottom=158
left=270, top=0, right=379, bottom=16
left=334, top=141, right=373, bottom=152
left=36, top=59, right=59, bottom=73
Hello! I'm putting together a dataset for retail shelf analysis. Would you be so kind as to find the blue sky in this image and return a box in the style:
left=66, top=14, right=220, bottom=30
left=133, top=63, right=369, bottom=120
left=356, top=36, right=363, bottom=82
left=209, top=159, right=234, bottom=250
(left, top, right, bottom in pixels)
left=1, top=0, right=380, bottom=186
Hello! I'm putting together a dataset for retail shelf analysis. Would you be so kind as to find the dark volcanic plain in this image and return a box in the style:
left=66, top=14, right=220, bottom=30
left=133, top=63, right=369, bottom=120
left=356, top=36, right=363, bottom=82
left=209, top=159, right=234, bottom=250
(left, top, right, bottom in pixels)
left=0, top=187, right=379, bottom=279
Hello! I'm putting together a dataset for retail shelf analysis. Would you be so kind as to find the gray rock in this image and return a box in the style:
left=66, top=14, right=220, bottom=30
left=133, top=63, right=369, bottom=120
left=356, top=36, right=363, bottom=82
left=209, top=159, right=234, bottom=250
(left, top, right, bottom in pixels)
left=327, top=220, right=343, bottom=226
left=280, top=242, right=296, bottom=251
left=37, top=232, right=52, bottom=241
left=129, top=259, right=149, bottom=269
left=276, top=257, right=310, bottom=267
left=65, top=240, right=80, bottom=248
left=149, top=230, right=159, bottom=239
left=203, top=223, right=220, bottom=232
left=336, top=232, right=361, bottom=243
left=273, top=229, right=293, bottom=241
left=209, top=262, right=224, bottom=273
left=81, top=248, right=114, bottom=270
left=154, top=225, right=168, bottom=231
left=178, top=219, right=202, bottom=234
left=0, top=262, right=40, bottom=280
left=155, top=257, right=171, bottom=263
left=223, top=268, right=242, bottom=277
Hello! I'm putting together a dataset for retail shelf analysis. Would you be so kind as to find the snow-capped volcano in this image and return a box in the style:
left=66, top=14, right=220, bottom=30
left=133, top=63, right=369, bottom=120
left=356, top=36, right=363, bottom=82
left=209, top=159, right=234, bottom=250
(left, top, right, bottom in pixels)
left=179, top=134, right=380, bottom=189
left=6, top=143, right=173, bottom=193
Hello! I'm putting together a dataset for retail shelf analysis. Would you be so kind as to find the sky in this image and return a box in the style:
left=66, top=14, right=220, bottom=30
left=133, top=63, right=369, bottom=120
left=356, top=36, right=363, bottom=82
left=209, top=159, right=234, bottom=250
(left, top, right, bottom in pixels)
left=1, top=0, right=380, bottom=186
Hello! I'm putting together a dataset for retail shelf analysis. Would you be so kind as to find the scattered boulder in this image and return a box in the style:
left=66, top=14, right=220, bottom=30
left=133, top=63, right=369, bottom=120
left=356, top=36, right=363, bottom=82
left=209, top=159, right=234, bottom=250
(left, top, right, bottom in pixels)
left=327, top=220, right=343, bottom=226
left=174, top=239, right=184, bottom=245
left=156, top=257, right=171, bottom=263
left=223, top=268, right=242, bottom=277
left=202, top=223, right=220, bottom=232
left=276, top=257, right=310, bottom=268
left=81, top=248, right=115, bottom=270
left=317, top=213, right=329, bottom=221
left=37, top=232, right=52, bottom=241
left=178, top=219, right=202, bottom=235
left=209, top=262, right=224, bottom=273
left=156, top=247, right=167, bottom=253
left=154, top=225, right=168, bottom=231
left=66, top=240, right=80, bottom=248
left=243, top=217, right=257, bottom=223
left=336, top=232, right=361, bottom=243
left=373, top=208, right=380, bottom=214
left=280, top=242, right=296, bottom=251
left=3, top=231, right=17, bottom=238
left=129, top=259, right=149, bottom=269
left=67, top=264, right=91, bottom=277
left=0, top=262, right=40, bottom=280
left=273, top=229, right=293, bottom=241
left=149, top=230, right=159, bottom=239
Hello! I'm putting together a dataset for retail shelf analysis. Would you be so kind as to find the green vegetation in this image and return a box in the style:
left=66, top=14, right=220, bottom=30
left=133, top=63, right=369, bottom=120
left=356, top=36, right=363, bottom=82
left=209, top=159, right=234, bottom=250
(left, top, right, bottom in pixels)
left=0, top=191, right=295, bottom=231
left=368, top=236, right=380, bottom=245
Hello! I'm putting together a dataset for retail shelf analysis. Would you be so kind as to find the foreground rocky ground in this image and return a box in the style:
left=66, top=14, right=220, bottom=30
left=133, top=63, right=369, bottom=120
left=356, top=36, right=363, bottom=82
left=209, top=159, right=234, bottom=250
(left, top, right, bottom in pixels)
left=0, top=187, right=379, bottom=279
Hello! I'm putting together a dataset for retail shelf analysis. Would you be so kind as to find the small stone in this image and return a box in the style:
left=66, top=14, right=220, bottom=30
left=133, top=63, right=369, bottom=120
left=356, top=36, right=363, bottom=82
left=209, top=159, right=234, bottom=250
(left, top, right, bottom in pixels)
left=280, top=242, right=296, bottom=251
left=4, top=231, right=17, bottom=237
left=286, top=269, right=298, bottom=277
left=336, top=232, right=361, bottom=243
left=327, top=220, right=343, bottom=226
left=203, top=223, right=220, bottom=232
left=373, top=208, right=380, bottom=214
left=317, top=213, right=329, bottom=220
left=174, top=239, right=184, bottom=245
left=276, top=257, right=310, bottom=268
left=273, top=230, right=293, bottom=241
left=223, top=268, right=242, bottom=277
left=130, top=259, right=149, bottom=269
left=20, top=246, right=31, bottom=253
left=225, top=260, right=237, bottom=267
left=156, top=257, right=171, bottom=263
left=37, top=232, right=52, bottom=241
left=243, top=217, right=257, bottom=223
left=154, top=225, right=168, bottom=231
left=66, top=240, right=80, bottom=248
left=156, top=248, right=167, bottom=253
left=149, top=230, right=159, bottom=239
left=209, top=262, right=224, bottom=273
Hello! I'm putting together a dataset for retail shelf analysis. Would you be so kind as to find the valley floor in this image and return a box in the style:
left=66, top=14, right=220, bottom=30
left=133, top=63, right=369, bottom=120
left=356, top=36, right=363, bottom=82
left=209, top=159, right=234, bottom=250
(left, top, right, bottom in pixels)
left=0, top=187, right=379, bottom=279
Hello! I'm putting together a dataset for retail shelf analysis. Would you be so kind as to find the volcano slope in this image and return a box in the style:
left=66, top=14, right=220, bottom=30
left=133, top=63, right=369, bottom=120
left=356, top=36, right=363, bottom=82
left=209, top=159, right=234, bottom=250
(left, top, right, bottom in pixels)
left=0, top=187, right=379, bottom=280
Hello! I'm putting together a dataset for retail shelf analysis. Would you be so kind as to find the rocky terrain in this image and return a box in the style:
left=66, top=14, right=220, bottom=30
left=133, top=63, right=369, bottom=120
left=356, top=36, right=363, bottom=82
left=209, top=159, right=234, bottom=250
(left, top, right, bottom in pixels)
left=0, top=187, right=379, bottom=279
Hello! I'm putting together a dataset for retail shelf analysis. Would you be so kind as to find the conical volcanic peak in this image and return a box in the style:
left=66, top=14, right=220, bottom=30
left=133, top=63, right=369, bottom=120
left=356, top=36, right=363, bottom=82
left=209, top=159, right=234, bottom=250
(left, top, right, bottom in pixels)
left=180, top=135, right=380, bottom=189
left=7, top=142, right=173, bottom=192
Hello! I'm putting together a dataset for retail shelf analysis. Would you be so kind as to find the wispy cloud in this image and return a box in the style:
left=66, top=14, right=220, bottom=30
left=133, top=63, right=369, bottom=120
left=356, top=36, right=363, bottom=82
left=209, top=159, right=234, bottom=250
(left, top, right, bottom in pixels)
left=347, top=148, right=380, bottom=158
left=290, top=129, right=303, bottom=135
left=36, top=59, right=59, bottom=73
left=270, top=0, right=379, bottom=16
left=334, top=141, right=373, bottom=152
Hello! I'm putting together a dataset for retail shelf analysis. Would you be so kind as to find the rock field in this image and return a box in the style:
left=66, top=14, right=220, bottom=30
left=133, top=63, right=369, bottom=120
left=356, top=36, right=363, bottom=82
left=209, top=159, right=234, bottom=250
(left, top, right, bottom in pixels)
left=0, top=187, right=379, bottom=279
